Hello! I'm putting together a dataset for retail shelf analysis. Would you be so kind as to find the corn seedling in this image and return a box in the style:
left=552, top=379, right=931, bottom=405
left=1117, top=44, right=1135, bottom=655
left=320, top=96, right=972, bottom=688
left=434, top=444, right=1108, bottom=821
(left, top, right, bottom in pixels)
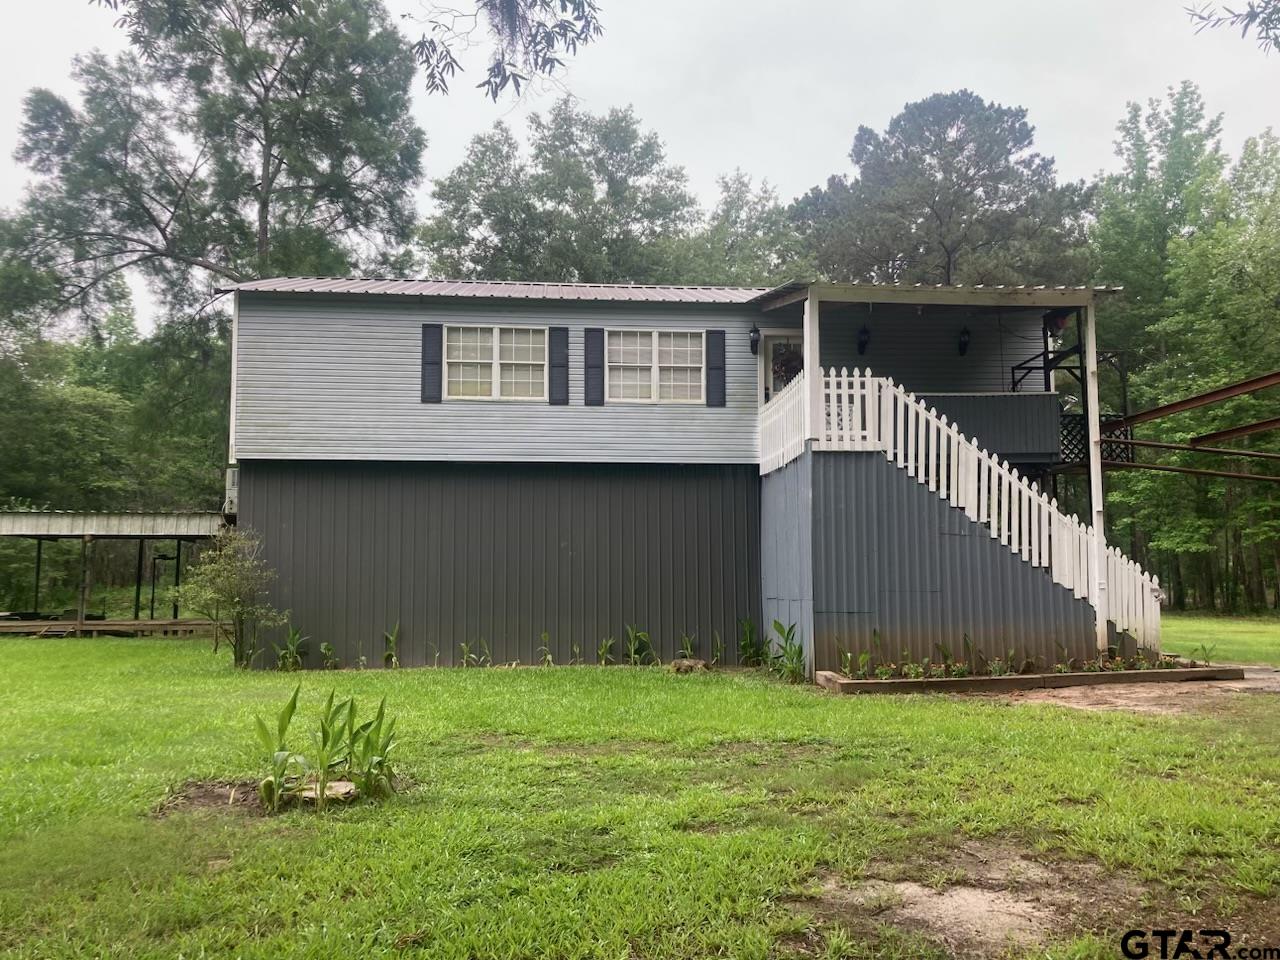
left=538, top=632, right=554, bottom=667
left=319, top=640, right=341, bottom=670
left=570, top=642, right=581, bottom=665
left=624, top=624, right=652, bottom=666
left=597, top=636, right=614, bottom=666
left=478, top=638, right=492, bottom=667
left=310, top=691, right=352, bottom=811
left=383, top=622, right=400, bottom=669
left=458, top=641, right=477, bottom=668
left=254, top=684, right=305, bottom=813
left=678, top=632, right=697, bottom=660
left=856, top=650, right=871, bottom=679
left=838, top=647, right=853, bottom=678
left=274, top=625, right=308, bottom=672
left=737, top=618, right=764, bottom=666
left=346, top=697, right=397, bottom=800
left=710, top=631, right=724, bottom=666
left=770, top=620, right=806, bottom=683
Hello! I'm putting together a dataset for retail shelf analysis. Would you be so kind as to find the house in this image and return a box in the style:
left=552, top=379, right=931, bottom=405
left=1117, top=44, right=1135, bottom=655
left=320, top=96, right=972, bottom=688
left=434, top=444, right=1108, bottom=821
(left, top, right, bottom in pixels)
left=223, top=277, right=1160, bottom=672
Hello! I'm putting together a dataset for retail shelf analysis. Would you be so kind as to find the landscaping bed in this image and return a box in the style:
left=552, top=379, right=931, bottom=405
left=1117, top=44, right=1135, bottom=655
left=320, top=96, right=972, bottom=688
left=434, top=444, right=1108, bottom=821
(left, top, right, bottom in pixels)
left=816, top=665, right=1246, bottom=695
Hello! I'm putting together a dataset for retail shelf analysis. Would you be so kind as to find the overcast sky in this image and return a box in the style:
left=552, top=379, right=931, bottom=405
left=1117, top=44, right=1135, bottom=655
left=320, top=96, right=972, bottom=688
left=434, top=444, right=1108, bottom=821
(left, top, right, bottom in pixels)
left=0, top=0, right=1275, bottom=325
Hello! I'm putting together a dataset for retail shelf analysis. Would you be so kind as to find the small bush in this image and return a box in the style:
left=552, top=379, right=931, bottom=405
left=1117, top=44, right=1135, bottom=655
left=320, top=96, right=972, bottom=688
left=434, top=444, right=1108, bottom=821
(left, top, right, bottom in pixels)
left=770, top=620, right=806, bottom=683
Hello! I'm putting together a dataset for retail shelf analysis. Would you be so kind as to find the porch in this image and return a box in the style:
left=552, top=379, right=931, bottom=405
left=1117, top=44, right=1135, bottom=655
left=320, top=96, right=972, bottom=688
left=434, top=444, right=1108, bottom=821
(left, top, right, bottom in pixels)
left=751, top=283, right=1161, bottom=675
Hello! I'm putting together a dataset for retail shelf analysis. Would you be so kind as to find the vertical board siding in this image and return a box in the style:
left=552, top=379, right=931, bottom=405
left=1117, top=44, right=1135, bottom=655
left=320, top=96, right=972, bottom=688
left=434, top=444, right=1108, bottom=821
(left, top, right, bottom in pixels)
left=807, top=451, right=1095, bottom=672
left=240, top=460, right=761, bottom=668
left=918, top=393, right=1061, bottom=462
left=235, top=296, right=760, bottom=462
left=760, top=449, right=815, bottom=669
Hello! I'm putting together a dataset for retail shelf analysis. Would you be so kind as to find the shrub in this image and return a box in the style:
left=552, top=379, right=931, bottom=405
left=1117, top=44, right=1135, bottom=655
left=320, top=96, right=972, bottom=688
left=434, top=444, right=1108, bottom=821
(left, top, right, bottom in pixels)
left=176, top=527, right=286, bottom=668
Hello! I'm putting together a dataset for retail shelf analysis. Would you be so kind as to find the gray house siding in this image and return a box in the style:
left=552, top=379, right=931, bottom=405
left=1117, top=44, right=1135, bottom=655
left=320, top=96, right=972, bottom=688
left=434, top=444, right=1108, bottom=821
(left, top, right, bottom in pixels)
left=759, top=449, right=815, bottom=669
left=817, top=312, right=1046, bottom=393
left=917, top=393, right=1061, bottom=463
left=807, top=452, right=1095, bottom=672
left=238, top=459, right=761, bottom=668
left=233, top=294, right=762, bottom=464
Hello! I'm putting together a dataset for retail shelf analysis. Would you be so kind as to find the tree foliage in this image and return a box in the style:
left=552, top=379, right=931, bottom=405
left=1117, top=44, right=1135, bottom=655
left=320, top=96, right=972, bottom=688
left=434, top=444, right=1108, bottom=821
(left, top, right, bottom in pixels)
left=1189, top=1, right=1280, bottom=53
left=791, top=90, right=1091, bottom=286
left=421, top=98, right=697, bottom=283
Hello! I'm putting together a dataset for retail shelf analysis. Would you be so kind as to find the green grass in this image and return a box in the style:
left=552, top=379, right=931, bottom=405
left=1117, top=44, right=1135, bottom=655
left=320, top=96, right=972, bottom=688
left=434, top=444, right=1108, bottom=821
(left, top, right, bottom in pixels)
left=1162, top=612, right=1280, bottom=666
left=1, top=636, right=1278, bottom=958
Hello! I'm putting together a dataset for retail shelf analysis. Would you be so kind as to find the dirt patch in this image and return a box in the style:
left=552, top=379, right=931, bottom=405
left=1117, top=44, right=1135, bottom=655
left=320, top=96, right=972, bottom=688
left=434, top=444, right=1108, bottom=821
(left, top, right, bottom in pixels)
left=786, top=840, right=1148, bottom=957
left=994, top=667, right=1280, bottom=716
left=155, top=780, right=263, bottom=817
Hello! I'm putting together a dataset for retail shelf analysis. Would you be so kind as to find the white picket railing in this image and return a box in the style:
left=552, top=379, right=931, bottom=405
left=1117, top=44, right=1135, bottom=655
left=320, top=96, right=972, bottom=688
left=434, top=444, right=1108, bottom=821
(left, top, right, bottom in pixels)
left=759, top=369, right=809, bottom=474
left=762, top=366, right=1162, bottom=651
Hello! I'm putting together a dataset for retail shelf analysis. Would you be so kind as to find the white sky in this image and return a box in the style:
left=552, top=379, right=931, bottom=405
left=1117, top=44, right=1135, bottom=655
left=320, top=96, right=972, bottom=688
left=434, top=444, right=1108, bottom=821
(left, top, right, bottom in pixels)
left=1, top=0, right=1276, bottom=328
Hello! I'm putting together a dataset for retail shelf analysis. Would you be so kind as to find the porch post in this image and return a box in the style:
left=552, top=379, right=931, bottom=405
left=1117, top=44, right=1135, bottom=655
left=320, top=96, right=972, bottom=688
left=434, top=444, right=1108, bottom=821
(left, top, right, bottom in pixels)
left=1082, top=301, right=1108, bottom=656
left=803, top=292, right=822, bottom=440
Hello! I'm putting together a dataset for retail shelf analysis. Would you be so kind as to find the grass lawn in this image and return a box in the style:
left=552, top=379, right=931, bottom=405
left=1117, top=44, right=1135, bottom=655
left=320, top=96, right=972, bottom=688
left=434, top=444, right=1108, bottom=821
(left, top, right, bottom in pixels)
left=1162, top=612, right=1280, bottom=667
left=1, top=636, right=1278, bottom=958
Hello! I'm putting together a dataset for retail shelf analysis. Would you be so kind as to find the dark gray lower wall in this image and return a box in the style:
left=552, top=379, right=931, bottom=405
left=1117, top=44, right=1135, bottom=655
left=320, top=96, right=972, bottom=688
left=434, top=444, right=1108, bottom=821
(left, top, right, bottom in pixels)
left=808, top=452, right=1096, bottom=672
left=238, top=460, right=761, bottom=668
left=919, top=392, right=1061, bottom=464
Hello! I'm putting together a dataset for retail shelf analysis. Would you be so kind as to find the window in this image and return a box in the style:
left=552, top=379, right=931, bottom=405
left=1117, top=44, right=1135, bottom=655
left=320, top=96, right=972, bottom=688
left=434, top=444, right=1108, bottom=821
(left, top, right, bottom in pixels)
left=606, top=330, right=704, bottom=403
left=445, top=326, right=546, bottom=399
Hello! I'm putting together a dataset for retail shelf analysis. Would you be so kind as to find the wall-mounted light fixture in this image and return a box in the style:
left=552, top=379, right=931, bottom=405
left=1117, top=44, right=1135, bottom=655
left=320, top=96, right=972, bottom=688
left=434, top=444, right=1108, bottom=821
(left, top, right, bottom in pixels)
left=749, top=324, right=761, bottom=356
left=958, top=327, right=971, bottom=356
left=857, top=325, right=871, bottom=355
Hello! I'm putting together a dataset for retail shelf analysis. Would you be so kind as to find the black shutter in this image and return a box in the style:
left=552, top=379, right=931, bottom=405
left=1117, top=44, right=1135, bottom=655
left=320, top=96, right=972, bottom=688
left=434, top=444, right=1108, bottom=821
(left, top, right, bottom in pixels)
left=584, top=327, right=605, bottom=406
left=706, top=329, right=726, bottom=407
left=421, top=323, right=443, bottom=403
left=548, top=327, right=569, bottom=405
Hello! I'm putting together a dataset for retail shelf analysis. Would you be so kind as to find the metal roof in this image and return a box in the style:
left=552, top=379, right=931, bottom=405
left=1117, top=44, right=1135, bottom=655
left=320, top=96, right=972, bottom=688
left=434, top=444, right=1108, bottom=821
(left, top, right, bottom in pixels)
left=224, top=277, right=769, bottom=304
left=0, top=512, right=225, bottom=539
left=751, top=279, right=1124, bottom=303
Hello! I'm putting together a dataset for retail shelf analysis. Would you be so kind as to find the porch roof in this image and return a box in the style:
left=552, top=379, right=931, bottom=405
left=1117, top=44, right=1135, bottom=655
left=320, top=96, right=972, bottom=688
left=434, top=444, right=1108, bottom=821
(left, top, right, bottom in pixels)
left=0, top=511, right=224, bottom=539
left=753, top=280, right=1124, bottom=312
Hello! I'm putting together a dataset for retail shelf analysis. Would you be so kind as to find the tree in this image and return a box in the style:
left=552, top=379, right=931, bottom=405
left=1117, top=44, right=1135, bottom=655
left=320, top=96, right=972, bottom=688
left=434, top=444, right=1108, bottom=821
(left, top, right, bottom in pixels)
left=99, top=0, right=604, bottom=102
left=420, top=98, right=698, bottom=283
left=792, top=90, right=1090, bottom=286
left=176, top=526, right=286, bottom=666
left=668, top=171, right=811, bottom=286
left=1189, top=1, right=1280, bottom=53
left=10, top=0, right=424, bottom=324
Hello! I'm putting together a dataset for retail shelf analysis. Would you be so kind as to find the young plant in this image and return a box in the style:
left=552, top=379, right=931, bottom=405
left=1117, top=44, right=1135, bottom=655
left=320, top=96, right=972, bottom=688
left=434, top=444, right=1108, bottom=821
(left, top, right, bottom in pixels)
left=678, top=632, right=697, bottom=660
left=570, top=642, right=581, bottom=665
left=274, top=625, right=308, bottom=672
left=624, top=624, right=652, bottom=666
left=477, top=638, right=493, bottom=667
left=254, top=684, right=305, bottom=813
left=596, top=636, right=614, bottom=666
left=458, top=641, right=476, bottom=668
left=538, top=631, right=555, bottom=667
left=856, top=650, right=871, bottom=680
left=310, top=691, right=352, bottom=811
left=949, top=661, right=971, bottom=678
left=738, top=618, right=764, bottom=667
left=710, top=631, right=724, bottom=667
left=839, top=647, right=854, bottom=678
left=873, top=661, right=896, bottom=680
left=1193, top=642, right=1216, bottom=667
left=383, top=622, right=400, bottom=669
left=901, top=660, right=925, bottom=680
left=347, top=697, right=397, bottom=800
left=319, top=640, right=341, bottom=670
left=770, top=620, right=806, bottom=684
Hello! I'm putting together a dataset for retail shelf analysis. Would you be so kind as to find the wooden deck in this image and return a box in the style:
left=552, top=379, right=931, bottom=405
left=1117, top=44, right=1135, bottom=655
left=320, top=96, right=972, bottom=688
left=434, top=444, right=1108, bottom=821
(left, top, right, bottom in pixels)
left=0, top=619, right=214, bottom=637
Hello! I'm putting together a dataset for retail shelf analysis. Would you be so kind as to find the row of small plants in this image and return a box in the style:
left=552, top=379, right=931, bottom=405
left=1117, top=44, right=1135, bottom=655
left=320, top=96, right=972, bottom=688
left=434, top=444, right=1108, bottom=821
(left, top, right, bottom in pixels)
left=273, top=618, right=809, bottom=683
left=255, top=686, right=398, bottom=813
left=836, top=632, right=1184, bottom=681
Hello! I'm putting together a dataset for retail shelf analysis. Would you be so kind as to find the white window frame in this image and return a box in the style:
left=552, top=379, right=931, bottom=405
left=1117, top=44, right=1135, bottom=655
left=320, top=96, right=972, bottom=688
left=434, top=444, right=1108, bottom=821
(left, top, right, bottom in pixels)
left=604, top=328, right=707, bottom=405
left=443, top=324, right=550, bottom=402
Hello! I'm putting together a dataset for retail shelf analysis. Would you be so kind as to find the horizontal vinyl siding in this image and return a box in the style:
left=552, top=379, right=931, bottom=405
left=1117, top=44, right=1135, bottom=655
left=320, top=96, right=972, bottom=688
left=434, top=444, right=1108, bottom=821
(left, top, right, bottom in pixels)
left=234, top=294, right=761, bottom=463
left=239, top=460, right=761, bottom=668
left=818, top=312, right=1046, bottom=394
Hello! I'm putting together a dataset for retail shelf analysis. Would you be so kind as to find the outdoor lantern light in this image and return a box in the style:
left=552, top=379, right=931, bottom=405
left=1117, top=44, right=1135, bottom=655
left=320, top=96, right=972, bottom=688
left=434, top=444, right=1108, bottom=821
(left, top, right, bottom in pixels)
left=749, top=324, right=760, bottom=355
left=958, top=327, right=971, bottom=356
left=857, top=325, right=871, bottom=355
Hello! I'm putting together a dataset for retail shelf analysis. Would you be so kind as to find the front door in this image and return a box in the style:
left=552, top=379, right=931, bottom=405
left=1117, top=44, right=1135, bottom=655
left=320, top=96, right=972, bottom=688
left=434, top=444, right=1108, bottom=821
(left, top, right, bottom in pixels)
left=761, top=334, right=804, bottom=403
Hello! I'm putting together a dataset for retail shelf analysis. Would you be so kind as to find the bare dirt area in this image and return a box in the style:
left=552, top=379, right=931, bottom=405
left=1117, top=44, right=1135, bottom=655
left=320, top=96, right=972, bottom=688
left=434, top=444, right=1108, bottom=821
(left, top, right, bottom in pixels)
left=786, top=840, right=1148, bottom=957
left=154, top=780, right=263, bottom=817
left=992, top=668, right=1280, bottom=715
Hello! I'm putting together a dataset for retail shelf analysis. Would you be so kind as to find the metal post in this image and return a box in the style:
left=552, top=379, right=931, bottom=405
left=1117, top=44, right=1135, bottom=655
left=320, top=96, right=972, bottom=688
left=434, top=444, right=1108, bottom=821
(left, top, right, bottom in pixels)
left=133, top=539, right=145, bottom=620
left=150, top=555, right=159, bottom=620
left=33, top=539, right=43, bottom=614
left=803, top=292, right=822, bottom=441
left=1082, top=302, right=1108, bottom=657
left=1041, top=323, right=1052, bottom=392
left=77, top=535, right=92, bottom=636
left=172, top=539, right=182, bottom=620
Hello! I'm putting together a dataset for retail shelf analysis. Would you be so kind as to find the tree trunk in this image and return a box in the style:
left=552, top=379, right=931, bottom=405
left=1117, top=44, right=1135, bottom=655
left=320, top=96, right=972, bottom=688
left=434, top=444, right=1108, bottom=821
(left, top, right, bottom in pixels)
left=257, top=123, right=273, bottom=277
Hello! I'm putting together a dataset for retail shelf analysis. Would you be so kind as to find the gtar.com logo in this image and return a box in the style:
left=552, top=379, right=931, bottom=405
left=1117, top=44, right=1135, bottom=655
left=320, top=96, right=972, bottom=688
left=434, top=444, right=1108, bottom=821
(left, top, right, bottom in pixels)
left=1121, top=929, right=1279, bottom=959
